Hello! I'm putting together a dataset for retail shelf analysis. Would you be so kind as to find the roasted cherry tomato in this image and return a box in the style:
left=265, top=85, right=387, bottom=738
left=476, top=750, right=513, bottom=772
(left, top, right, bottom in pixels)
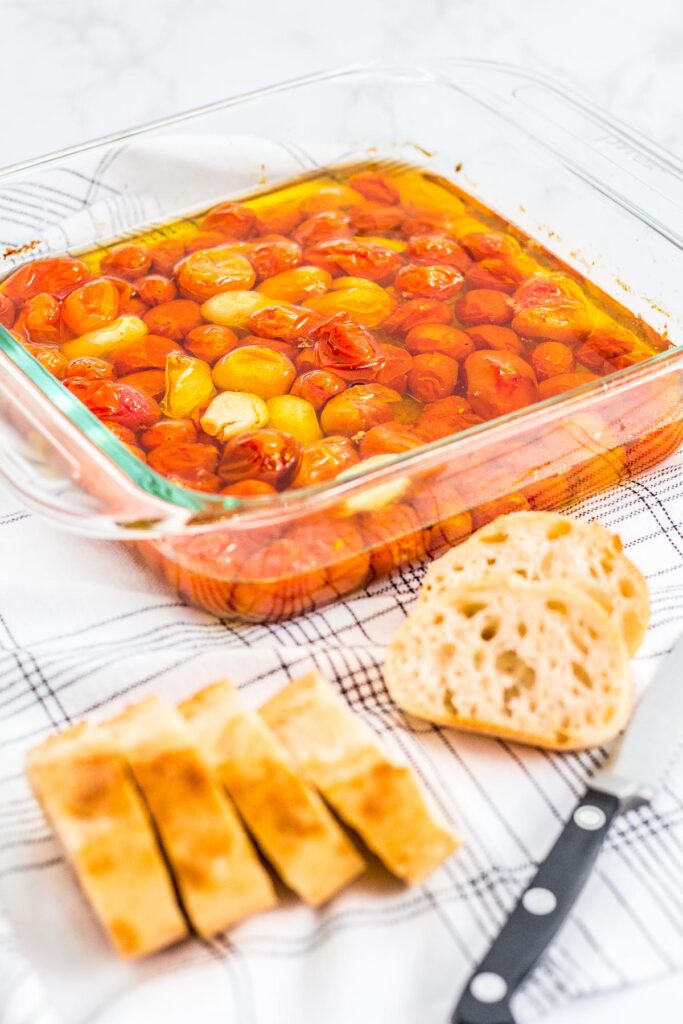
left=394, top=263, right=464, bottom=299
left=135, top=275, right=178, bottom=306
left=200, top=201, right=258, bottom=238
left=292, top=211, right=351, bottom=247
left=65, top=378, right=160, bottom=429
left=64, top=356, right=114, bottom=380
left=183, top=323, right=238, bottom=364
left=112, top=334, right=181, bottom=375
left=319, top=383, right=402, bottom=435
left=408, top=353, right=459, bottom=403
left=346, top=171, right=400, bottom=204
left=359, top=423, right=424, bottom=458
left=218, top=428, right=301, bottom=489
left=248, top=235, right=302, bottom=279
left=0, top=293, right=15, bottom=328
left=455, top=289, right=513, bottom=326
left=310, top=314, right=384, bottom=382
left=465, top=349, right=538, bottom=419
left=375, top=344, right=413, bottom=392
left=530, top=341, right=575, bottom=381
left=405, top=323, right=474, bottom=361
left=62, top=278, right=120, bottom=335
left=290, top=368, right=346, bottom=410
left=100, top=245, right=152, bottom=280
left=140, top=418, right=198, bottom=450
left=292, top=435, right=359, bottom=487
left=176, top=246, right=256, bottom=301
left=382, top=298, right=452, bottom=334
left=305, top=238, right=401, bottom=283
left=15, top=293, right=62, bottom=343
left=2, top=257, right=89, bottom=302
left=416, top=395, right=483, bottom=441
left=465, top=324, right=523, bottom=354
left=143, top=299, right=203, bottom=340
left=407, top=234, right=471, bottom=273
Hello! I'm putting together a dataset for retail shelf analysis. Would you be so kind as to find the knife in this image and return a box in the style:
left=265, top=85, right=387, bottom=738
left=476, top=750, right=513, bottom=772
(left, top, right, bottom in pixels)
left=451, top=630, right=683, bottom=1024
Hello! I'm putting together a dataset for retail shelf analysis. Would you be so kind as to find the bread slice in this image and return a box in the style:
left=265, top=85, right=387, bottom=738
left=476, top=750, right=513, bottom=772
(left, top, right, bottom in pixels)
left=386, top=578, right=632, bottom=750
left=420, top=510, right=649, bottom=654
left=102, top=696, right=277, bottom=937
left=26, top=722, right=187, bottom=958
left=179, top=681, right=366, bottom=905
left=260, top=671, right=459, bottom=883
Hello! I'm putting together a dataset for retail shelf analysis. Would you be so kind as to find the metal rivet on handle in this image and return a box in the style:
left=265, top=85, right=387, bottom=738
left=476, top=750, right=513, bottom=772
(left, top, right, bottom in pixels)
left=470, top=972, right=508, bottom=1004
left=522, top=886, right=557, bottom=915
left=573, top=805, right=607, bottom=831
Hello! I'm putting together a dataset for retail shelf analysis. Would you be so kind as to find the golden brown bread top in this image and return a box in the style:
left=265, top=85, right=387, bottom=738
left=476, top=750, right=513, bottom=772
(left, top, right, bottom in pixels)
left=102, top=696, right=277, bottom=937
left=261, top=672, right=459, bottom=884
left=180, top=680, right=365, bottom=905
left=26, top=721, right=187, bottom=958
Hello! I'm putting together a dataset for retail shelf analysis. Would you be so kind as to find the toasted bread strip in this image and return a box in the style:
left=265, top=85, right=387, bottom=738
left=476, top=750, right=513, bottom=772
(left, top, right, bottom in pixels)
left=26, top=722, right=187, bottom=958
left=102, top=696, right=276, bottom=937
left=180, top=681, right=366, bottom=905
left=260, top=672, right=459, bottom=883
left=420, top=510, right=649, bottom=654
left=386, top=578, right=632, bottom=750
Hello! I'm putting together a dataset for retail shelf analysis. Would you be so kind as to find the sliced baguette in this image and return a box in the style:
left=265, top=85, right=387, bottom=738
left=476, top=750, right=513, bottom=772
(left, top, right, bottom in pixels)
left=179, top=680, right=366, bottom=905
left=420, top=510, right=649, bottom=654
left=26, top=722, right=187, bottom=958
left=260, top=671, right=459, bottom=884
left=102, top=696, right=277, bottom=937
left=386, top=578, right=632, bottom=750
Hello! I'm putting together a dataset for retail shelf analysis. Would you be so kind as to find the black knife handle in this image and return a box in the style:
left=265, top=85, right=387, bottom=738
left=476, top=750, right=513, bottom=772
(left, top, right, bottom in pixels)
left=451, top=787, right=620, bottom=1024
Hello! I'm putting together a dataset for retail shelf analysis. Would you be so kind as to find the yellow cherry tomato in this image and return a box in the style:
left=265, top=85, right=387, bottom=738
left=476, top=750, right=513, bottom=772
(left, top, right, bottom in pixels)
left=304, top=281, right=396, bottom=328
left=60, top=315, right=147, bottom=360
left=266, top=395, right=322, bottom=444
left=161, top=352, right=216, bottom=419
left=257, top=265, right=332, bottom=303
left=212, top=345, right=296, bottom=399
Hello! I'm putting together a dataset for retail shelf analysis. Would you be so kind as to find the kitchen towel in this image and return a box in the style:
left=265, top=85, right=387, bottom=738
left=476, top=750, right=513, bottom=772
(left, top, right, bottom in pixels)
left=0, top=136, right=682, bottom=1024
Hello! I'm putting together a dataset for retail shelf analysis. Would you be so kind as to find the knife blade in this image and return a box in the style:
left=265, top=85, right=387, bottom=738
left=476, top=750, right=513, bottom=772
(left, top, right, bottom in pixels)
left=451, top=630, right=683, bottom=1024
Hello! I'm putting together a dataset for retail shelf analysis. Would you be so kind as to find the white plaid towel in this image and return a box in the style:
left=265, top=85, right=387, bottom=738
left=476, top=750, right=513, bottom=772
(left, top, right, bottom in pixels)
left=0, top=136, right=682, bottom=1024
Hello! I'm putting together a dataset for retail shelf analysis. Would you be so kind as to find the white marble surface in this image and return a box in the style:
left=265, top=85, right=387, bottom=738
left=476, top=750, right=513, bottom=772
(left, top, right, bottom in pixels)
left=1, top=0, right=682, bottom=1021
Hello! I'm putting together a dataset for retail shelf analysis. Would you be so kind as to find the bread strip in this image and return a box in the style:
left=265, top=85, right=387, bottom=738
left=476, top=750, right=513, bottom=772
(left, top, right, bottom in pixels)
left=102, top=696, right=277, bottom=937
left=26, top=722, right=187, bottom=958
left=260, top=672, right=459, bottom=883
left=179, top=681, right=365, bottom=905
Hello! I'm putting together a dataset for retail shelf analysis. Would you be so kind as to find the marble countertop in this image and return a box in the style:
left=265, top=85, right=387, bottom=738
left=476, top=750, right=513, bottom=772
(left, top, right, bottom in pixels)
left=0, top=0, right=681, bottom=1021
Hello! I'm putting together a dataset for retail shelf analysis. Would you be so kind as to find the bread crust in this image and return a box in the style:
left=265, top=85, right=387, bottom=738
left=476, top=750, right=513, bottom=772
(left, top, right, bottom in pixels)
left=261, top=672, right=459, bottom=883
left=102, top=696, right=277, bottom=937
left=26, top=722, right=187, bottom=958
left=421, top=510, right=649, bottom=654
left=180, top=680, right=366, bottom=905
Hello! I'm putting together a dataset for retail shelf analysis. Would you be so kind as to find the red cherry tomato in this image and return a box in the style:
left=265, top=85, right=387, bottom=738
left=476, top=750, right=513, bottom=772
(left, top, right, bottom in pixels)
left=416, top=396, right=483, bottom=441
left=346, top=171, right=400, bottom=204
left=382, top=298, right=452, bottom=334
left=349, top=204, right=404, bottom=234
left=64, top=356, right=114, bottom=380
left=2, top=257, right=89, bottom=302
left=62, top=278, right=120, bottom=335
left=100, top=245, right=152, bottom=280
left=135, top=275, right=178, bottom=306
left=408, top=352, right=459, bottom=403
left=405, top=323, right=474, bottom=361
left=464, top=258, right=525, bottom=293
left=200, top=202, right=258, bottom=238
left=407, top=234, right=471, bottom=273
left=292, top=436, right=359, bottom=487
left=0, top=293, right=15, bottom=328
left=465, top=349, right=538, bottom=418
left=148, top=442, right=218, bottom=482
left=143, top=300, right=202, bottom=340
left=376, top=343, right=413, bottom=392
left=219, top=429, right=302, bottom=490
left=310, top=314, right=385, bottom=381
left=305, top=238, right=401, bottom=283
left=465, top=324, right=523, bottom=354
left=290, top=368, right=346, bottom=410
left=394, top=263, right=464, bottom=300
left=530, top=341, right=575, bottom=381
left=292, top=211, right=351, bottom=247
left=184, top=324, right=238, bottom=364
left=248, top=235, right=302, bottom=278
left=359, top=423, right=424, bottom=458
left=455, top=289, right=513, bottom=326
left=149, top=238, right=186, bottom=276
left=140, top=419, right=198, bottom=450
left=248, top=304, right=320, bottom=341
left=111, top=334, right=181, bottom=375
left=15, top=293, right=62, bottom=343
left=66, top=379, right=160, bottom=429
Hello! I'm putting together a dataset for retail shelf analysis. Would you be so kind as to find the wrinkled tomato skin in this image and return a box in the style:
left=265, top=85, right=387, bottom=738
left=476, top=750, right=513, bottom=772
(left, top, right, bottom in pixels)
left=465, top=349, right=538, bottom=419
left=64, top=356, right=114, bottom=381
left=382, top=298, right=452, bottom=335
left=292, top=436, right=359, bottom=487
left=200, top=201, right=258, bottom=239
left=408, top=353, right=459, bottom=403
left=66, top=379, right=160, bottom=430
left=455, top=289, right=513, bottom=327
left=15, top=293, right=63, bottom=343
left=62, top=278, right=120, bottom=335
left=0, top=294, right=15, bottom=328
left=101, top=245, right=152, bottom=281
left=310, top=314, right=385, bottom=381
left=2, top=258, right=89, bottom=302
left=140, top=419, right=198, bottom=450
left=290, top=369, right=346, bottom=410
left=218, top=429, right=301, bottom=490
left=394, top=263, right=464, bottom=300
left=407, top=234, right=471, bottom=273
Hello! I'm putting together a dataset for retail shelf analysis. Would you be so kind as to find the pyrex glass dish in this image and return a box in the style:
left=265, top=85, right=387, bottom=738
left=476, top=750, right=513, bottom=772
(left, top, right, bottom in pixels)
left=1, top=61, right=682, bottom=619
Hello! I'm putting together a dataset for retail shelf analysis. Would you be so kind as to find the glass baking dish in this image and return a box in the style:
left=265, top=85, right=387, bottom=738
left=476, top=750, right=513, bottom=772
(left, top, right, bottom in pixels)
left=1, top=60, right=683, bottom=621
